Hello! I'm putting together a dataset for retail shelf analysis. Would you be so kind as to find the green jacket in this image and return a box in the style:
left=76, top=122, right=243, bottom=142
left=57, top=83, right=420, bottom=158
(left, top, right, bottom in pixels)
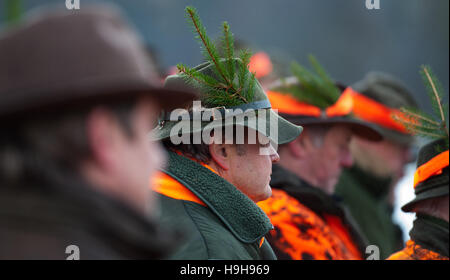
left=335, top=165, right=404, bottom=259
left=155, top=151, right=276, bottom=260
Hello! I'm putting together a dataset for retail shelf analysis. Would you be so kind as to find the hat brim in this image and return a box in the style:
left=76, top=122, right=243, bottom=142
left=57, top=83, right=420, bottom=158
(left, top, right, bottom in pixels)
left=401, top=172, right=449, bottom=212
left=152, top=109, right=303, bottom=145
left=0, top=77, right=198, bottom=119
left=279, top=115, right=382, bottom=142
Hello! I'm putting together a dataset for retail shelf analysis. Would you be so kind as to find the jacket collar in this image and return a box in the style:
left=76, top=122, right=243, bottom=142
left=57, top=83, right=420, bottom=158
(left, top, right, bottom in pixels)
left=163, top=151, right=273, bottom=244
left=410, top=214, right=449, bottom=258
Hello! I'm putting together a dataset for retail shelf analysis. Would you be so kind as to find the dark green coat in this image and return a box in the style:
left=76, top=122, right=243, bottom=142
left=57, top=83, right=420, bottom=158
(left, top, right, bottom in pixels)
left=156, top=151, right=276, bottom=260
left=335, top=165, right=404, bottom=259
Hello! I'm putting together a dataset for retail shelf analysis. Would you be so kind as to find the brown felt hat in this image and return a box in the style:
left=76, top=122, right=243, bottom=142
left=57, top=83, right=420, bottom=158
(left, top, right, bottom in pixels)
left=0, top=5, right=197, bottom=119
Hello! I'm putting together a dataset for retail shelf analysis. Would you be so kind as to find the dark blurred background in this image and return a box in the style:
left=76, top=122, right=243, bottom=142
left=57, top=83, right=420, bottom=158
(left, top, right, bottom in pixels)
left=1, top=0, right=448, bottom=114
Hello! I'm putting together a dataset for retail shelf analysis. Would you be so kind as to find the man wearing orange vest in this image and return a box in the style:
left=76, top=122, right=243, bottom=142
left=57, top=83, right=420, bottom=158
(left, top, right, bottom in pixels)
left=150, top=7, right=302, bottom=260
left=388, top=138, right=448, bottom=260
left=258, top=57, right=382, bottom=260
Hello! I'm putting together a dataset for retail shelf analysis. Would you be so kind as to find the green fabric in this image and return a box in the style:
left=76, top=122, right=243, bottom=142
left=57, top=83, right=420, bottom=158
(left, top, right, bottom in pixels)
left=156, top=151, right=276, bottom=260
left=335, top=165, right=404, bottom=259
left=409, top=214, right=449, bottom=258
left=270, top=165, right=368, bottom=254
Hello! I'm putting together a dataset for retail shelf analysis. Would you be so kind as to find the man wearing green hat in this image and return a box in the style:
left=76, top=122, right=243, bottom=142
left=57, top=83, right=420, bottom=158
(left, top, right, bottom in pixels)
left=150, top=7, right=302, bottom=260
left=258, top=57, right=382, bottom=260
left=388, top=139, right=448, bottom=260
left=334, top=72, right=418, bottom=258
left=387, top=65, right=448, bottom=260
left=0, top=6, right=196, bottom=259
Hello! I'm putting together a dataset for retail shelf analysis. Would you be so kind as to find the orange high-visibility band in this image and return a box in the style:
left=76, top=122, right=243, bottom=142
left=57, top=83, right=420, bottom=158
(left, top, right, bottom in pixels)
left=350, top=91, right=409, bottom=133
left=152, top=172, right=207, bottom=206
left=267, top=90, right=322, bottom=116
left=268, top=87, right=355, bottom=118
left=268, top=86, right=410, bottom=133
left=414, top=150, right=449, bottom=188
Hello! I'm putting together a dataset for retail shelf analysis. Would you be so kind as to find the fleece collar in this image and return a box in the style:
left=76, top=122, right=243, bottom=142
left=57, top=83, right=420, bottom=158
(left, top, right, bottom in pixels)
left=410, top=214, right=449, bottom=258
left=163, top=151, right=273, bottom=244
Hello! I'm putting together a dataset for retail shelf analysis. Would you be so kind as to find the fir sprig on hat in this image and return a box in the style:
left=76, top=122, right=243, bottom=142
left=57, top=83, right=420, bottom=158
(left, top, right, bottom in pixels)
left=272, top=55, right=341, bottom=109
left=393, top=65, right=449, bottom=148
left=176, top=6, right=257, bottom=108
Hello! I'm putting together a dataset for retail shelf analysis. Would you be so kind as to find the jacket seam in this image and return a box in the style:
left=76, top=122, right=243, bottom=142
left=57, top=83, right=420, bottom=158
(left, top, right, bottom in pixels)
left=183, top=201, right=211, bottom=259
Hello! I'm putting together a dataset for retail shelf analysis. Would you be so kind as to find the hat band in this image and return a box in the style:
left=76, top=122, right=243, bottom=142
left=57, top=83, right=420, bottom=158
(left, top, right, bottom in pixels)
left=351, top=90, right=410, bottom=133
left=267, top=87, right=355, bottom=118
left=161, top=99, right=272, bottom=121
left=414, top=150, right=449, bottom=188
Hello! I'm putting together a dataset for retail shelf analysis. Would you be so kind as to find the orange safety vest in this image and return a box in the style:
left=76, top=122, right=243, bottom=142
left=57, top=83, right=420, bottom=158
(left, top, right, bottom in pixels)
left=387, top=240, right=449, bottom=260
left=258, top=189, right=363, bottom=260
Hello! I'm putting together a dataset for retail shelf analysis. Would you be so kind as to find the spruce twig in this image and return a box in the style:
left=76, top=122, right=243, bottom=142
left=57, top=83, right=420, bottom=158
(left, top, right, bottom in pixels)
left=185, top=6, right=233, bottom=89
left=422, top=66, right=448, bottom=137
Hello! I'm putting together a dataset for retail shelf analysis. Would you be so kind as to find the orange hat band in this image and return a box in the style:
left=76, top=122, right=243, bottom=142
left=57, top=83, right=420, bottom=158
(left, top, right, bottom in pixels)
left=267, top=87, right=356, bottom=118
left=268, top=87, right=410, bottom=133
left=414, top=150, right=449, bottom=188
left=351, top=92, right=409, bottom=133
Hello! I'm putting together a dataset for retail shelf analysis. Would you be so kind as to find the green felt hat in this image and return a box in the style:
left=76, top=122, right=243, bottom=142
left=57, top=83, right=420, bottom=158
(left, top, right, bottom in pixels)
left=402, top=139, right=449, bottom=212
left=268, top=56, right=382, bottom=142
left=352, top=72, right=418, bottom=145
left=152, top=6, right=302, bottom=145
left=398, top=65, right=449, bottom=212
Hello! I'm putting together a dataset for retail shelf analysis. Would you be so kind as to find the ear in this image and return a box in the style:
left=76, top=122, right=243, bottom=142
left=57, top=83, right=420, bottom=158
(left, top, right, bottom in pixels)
left=85, top=108, right=118, bottom=170
left=288, top=134, right=307, bottom=159
left=209, top=142, right=231, bottom=170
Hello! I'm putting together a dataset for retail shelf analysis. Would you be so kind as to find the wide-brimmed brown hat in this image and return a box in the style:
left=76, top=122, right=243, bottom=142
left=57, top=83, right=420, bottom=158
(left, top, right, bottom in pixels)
left=0, top=5, right=197, bottom=119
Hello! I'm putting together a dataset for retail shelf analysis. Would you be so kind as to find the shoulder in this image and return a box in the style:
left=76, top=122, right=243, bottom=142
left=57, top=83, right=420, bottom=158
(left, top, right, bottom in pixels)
left=157, top=194, right=254, bottom=260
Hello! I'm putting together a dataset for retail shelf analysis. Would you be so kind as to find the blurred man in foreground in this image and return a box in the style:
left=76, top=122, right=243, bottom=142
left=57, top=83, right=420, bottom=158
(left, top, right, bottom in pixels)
left=0, top=6, right=195, bottom=259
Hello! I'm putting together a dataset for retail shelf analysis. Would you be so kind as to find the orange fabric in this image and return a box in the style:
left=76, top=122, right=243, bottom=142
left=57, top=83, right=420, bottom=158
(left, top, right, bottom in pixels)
left=268, top=87, right=355, bottom=118
left=267, top=90, right=322, bottom=116
left=249, top=52, right=273, bottom=79
left=151, top=172, right=207, bottom=206
left=259, top=237, right=265, bottom=248
left=325, top=87, right=355, bottom=117
left=258, top=189, right=363, bottom=260
left=414, top=150, right=449, bottom=188
left=324, top=215, right=363, bottom=259
left=351, top=90, right=409, bottom=133
left=387, top=240, right=449, bottom=260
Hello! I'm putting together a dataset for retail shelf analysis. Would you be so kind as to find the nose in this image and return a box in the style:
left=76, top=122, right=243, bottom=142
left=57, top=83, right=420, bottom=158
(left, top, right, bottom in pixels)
left=340, top=149, right=353, bottom=168
left=270, top=149, right=280, bottom=163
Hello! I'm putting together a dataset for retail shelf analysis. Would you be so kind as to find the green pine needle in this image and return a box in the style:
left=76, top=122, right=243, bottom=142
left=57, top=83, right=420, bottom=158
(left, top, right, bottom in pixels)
left=181, top=6, right=255, bottom=108
left=221, top=21, right=235, bottom=82
left=285, top=57, right=339, bottom=109
left=395, top=65, right=449, bottom=145
left=185, top=6, right=232, bottom=88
